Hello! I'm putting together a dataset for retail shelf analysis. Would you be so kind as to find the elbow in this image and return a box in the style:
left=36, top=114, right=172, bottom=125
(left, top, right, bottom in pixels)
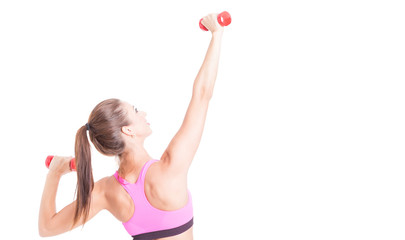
left=193, top=88, right=212, bottom=101
left=38, top=223, right=53, bottom=237
left=203, top=90, right=213, bottom=100
left=38, top=227, right=49, bottom=237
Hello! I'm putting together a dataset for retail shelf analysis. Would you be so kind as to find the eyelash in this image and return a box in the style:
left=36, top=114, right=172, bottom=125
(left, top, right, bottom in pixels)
left=134, top=107, right=138, bottom=113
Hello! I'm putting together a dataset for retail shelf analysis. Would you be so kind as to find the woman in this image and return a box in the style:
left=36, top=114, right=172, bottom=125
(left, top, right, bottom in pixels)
left=38, top=13, right=225, bottom=240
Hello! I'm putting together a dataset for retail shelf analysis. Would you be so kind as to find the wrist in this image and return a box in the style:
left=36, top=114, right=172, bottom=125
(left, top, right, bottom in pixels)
left=47, top=170, right=62, bottom=179
left=212, top=30, right=224, bottom=38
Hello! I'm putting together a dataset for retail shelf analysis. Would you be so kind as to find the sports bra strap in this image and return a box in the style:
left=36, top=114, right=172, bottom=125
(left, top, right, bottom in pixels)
left=140, top=159, right=159, bottom=183
left=114, top=159, right=158, bottom=187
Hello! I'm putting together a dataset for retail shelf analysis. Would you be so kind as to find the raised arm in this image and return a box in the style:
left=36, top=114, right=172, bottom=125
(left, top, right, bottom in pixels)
left=160, top=13, right=224, bottom=177
left=38, top=156, right=107, bottom=237
left=192, top=14, right=224, bottom=98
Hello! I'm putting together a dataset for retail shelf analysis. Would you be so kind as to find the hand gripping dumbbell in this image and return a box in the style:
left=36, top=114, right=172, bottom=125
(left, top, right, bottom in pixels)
left=199, top=11, right=232, bottom=31
left=45, top=155, right=76, bottom=171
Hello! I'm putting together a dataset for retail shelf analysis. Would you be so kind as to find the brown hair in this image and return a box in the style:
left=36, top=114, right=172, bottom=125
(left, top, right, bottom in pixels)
left=72, top=98, right=131, bottom=227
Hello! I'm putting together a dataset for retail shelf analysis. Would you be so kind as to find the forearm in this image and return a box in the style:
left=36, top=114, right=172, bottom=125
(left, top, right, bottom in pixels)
left=193, top=32, right=223, bottom=99
left=38, top=172, right=61, bottom=235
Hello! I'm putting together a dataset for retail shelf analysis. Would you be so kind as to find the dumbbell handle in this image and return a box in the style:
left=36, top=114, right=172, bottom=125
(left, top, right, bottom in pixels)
left=199, top=11, right=232, bottom=31
left=45, top=155, right=76, bottom=171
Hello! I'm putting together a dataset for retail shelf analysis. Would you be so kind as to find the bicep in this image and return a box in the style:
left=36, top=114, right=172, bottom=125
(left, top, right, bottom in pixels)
left=161, top=95, right=210, bottom=175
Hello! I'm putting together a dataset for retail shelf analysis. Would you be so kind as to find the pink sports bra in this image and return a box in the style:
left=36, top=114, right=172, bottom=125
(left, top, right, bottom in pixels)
left=113, top=159, right=193, bottom=240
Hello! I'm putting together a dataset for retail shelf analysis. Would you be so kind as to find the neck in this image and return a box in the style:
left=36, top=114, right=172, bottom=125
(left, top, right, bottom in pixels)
left=118, top=143, right=153, bottom=177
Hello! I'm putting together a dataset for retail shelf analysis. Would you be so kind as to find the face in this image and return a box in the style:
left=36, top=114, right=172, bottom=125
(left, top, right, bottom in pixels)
left=123, top=102, right=152, bottom=139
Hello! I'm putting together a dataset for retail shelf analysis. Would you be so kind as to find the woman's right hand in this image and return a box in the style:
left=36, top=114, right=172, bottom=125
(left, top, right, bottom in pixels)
left=48, top=155, right=74, bottom=177
left=200, top=13, right=224, bottom=35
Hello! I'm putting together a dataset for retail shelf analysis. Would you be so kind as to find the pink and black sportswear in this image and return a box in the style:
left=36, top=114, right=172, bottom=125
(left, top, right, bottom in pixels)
left=113, top=159, right=193, bottom=240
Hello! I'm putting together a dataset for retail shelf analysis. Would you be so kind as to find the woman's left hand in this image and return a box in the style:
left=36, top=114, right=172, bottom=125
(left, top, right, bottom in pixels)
left=48, top=155, right=74, bottom=177
left=201, top=13, right=224, bottom=35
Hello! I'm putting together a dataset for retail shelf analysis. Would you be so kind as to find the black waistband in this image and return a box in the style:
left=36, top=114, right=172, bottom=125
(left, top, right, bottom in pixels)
left=132, top=217, right=193, bottom=240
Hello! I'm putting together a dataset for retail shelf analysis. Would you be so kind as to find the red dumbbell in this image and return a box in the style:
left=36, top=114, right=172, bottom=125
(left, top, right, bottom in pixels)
left=45, top=155, right=76, bottom=171
left=199, top=11, right=232, bottom=31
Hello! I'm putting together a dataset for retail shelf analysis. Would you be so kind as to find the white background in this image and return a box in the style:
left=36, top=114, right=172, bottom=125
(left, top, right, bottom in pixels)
left=0, top=0, right=404, bottom=239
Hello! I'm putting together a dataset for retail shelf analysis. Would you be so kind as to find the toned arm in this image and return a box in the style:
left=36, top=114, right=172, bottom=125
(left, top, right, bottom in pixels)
left=161, top=95, right=210, bottom=177
left=38, top=174, right=108, bottom=237
left=160, top=18, right=224, bottom=177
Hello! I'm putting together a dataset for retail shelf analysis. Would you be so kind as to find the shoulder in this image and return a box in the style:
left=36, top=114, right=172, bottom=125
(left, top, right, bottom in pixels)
left=94, top=175, right=126, bottom=209
left=101, top=175, right=134, bottom=222
left=91, top=177, right=110, bottom=204
left=148, top=159, right=187, bottom=189
left=102, top=175, right=123, bottom=200
left=149, top=159, right=190, bottom=210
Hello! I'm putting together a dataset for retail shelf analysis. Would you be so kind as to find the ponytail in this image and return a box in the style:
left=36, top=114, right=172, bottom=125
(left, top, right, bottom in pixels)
left=72, top=124, right=94, bottom=227
left=70, top=98, right=131, bottom=227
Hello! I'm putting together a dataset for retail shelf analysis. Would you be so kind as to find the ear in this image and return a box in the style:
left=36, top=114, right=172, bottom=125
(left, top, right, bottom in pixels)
left=121, top=126, right=135, bottom=137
